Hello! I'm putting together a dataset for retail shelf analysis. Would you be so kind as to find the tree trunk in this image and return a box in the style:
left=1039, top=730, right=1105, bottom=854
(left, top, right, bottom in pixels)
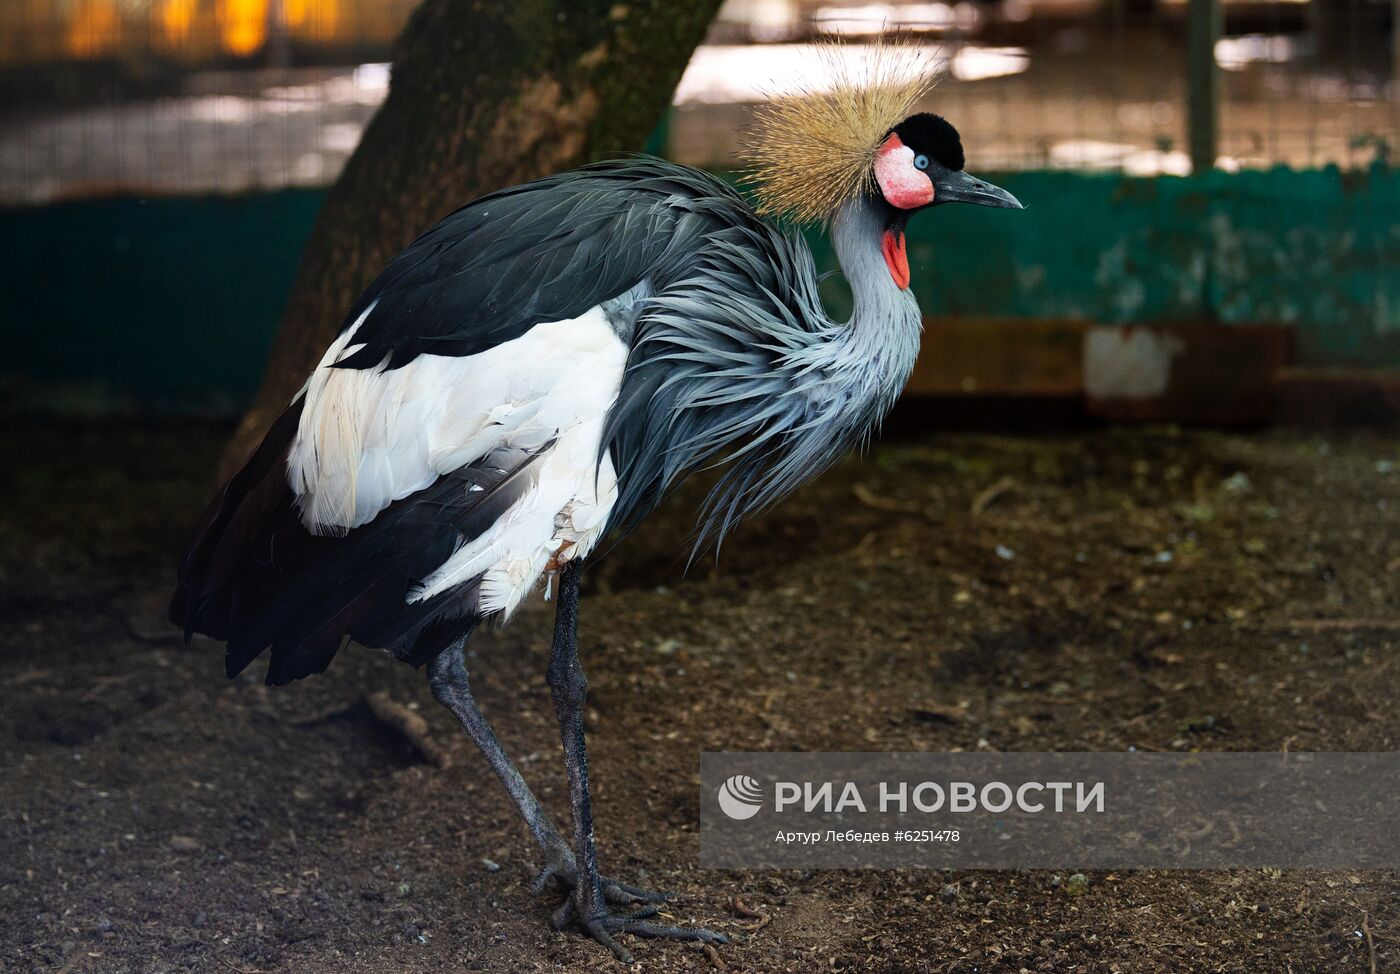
left=223, top=0, right=722, bottom=472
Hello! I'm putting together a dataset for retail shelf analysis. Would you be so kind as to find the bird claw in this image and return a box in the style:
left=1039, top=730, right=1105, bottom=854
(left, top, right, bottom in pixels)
left=530, top=848, right=672, bottom=904
left=551, top=893, right=728, bottom=965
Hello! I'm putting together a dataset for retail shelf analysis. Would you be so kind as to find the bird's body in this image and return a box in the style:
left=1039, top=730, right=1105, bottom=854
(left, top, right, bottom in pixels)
left=171, top=46, right=1022, bottom=962
left=172, top=160, right=921, bottom=682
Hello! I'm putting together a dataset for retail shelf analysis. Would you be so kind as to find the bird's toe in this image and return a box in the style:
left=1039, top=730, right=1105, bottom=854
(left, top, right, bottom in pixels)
left=617, top=917, right=728, bottom=944
left=553, top=885, right=727, bottom=963
left=530, top=851, right=671, bottom=905
left=601, top=876, right=673, bottom=904
left=529, top=859, right=568, bottom=896
left=578, top=912, right=727, bottom=965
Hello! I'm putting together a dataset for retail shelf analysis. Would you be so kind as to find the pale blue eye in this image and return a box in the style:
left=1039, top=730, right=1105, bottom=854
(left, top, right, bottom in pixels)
left=914, top=154, right=930, bottom=170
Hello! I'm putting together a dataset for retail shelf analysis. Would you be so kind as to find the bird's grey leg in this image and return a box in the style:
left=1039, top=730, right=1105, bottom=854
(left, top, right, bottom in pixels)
left=429, top=638, right=561, bottom=850
left=427, top=634, right=664, bottom=906
left=545, top=561, right=728, bottom=964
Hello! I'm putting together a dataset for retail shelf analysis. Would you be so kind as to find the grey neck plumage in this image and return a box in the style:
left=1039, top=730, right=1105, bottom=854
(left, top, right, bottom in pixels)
left=605, top=190, right=925, bottom=552
left=812, top=194, right=923, bottom=426
left=710, top=193, right=922, bottom=534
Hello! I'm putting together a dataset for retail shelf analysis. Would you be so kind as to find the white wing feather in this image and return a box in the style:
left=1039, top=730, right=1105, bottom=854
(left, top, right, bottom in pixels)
left=286, top=305, right=629, bottom=617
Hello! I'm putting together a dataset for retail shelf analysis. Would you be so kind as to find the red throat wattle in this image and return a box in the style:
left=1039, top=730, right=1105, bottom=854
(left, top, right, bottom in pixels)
left=881, top=229, right=910, bottom=290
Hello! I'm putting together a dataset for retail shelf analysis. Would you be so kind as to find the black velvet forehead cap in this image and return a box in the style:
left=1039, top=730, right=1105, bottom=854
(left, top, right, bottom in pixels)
left=891, top=113, right=965, bottom=172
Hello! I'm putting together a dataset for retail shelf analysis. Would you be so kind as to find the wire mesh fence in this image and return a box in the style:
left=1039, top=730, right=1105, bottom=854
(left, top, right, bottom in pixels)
left=0, top=0, right=1396, bottom=204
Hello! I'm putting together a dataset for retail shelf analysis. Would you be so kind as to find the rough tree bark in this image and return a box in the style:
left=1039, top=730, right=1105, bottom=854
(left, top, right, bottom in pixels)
left=223, top=0, right=723, bottom=471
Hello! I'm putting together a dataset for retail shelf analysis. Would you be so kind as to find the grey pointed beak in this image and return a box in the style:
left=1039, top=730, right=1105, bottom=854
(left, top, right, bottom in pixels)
left=934, top=170, right=1023, bottom=209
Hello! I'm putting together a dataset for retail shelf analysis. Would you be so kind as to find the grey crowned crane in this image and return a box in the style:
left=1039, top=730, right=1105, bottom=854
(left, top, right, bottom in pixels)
left=169, top=47, right=1021, bottom=961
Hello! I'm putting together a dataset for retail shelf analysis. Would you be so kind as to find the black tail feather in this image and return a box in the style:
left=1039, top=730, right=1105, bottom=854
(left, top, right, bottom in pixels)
left=169, top=402, right=306, bottom=642
left=169, top=407, right=544, bottom=685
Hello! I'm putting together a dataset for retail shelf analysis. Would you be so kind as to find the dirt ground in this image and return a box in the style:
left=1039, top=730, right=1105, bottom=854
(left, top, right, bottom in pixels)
left=2, top=419, right=1398, bottom=973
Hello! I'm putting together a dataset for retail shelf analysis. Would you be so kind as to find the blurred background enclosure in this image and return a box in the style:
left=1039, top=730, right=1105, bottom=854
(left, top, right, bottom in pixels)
left=2, top=0, right=1400, bottom=413
left=3, top=0, right=1399, bottom=197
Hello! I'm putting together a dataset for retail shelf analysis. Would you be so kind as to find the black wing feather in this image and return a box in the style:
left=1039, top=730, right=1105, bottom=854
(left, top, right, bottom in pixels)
left=332, top=159, right=744, bottom=368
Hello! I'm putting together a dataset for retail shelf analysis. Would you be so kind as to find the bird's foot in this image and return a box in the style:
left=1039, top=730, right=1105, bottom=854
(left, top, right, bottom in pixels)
left=551, top=891, right=728, bottom=965
left=530, top=844, right=671, bottom=905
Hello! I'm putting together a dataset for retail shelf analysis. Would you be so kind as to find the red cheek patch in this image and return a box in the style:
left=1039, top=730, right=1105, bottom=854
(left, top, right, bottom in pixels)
left=882, top=229, right=910, bottom=290
left=875, top=133, right=935, bottom=210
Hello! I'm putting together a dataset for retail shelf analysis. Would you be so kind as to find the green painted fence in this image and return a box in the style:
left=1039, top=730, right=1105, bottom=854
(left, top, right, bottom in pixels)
left=4, top=166, right=1398, bottom=416
left=873, top=166, right=1400, bottom=369
left=3, top=191, right=323, bottom=415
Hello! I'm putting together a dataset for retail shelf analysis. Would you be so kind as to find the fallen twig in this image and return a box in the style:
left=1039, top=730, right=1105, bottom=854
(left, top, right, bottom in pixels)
left=286, top=701, right=355, bottom=727
left=702, top=941, right=729, bottom=971
left=218, top=960, right=270, bottom=974
left=6, top=668, right=52, bottom=687
left=366, top=691, right=451, bottom=768
left=1363, top=910, right=1377, bottom=974
left=732, top=893, right=772, bottom=932
left=970, top=476, right=1017, bottom=516
left=852, top=483, right=923, bottom=515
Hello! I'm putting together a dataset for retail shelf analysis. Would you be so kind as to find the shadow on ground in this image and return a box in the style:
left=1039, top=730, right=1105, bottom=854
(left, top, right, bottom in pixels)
left=1, top=420, right=1397, bottom=972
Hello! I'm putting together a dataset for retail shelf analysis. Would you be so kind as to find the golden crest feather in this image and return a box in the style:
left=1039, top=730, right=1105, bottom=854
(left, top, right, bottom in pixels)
left=742, top=39, right=937, bottom=224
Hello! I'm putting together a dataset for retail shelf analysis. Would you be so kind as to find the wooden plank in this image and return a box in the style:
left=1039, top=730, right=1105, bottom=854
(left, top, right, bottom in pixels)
left=907, top=317, right=1088, bottom=397
left=1275, top=368, right=1400, bottom=432
left=1084, top=323, right=1291, bottom=425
